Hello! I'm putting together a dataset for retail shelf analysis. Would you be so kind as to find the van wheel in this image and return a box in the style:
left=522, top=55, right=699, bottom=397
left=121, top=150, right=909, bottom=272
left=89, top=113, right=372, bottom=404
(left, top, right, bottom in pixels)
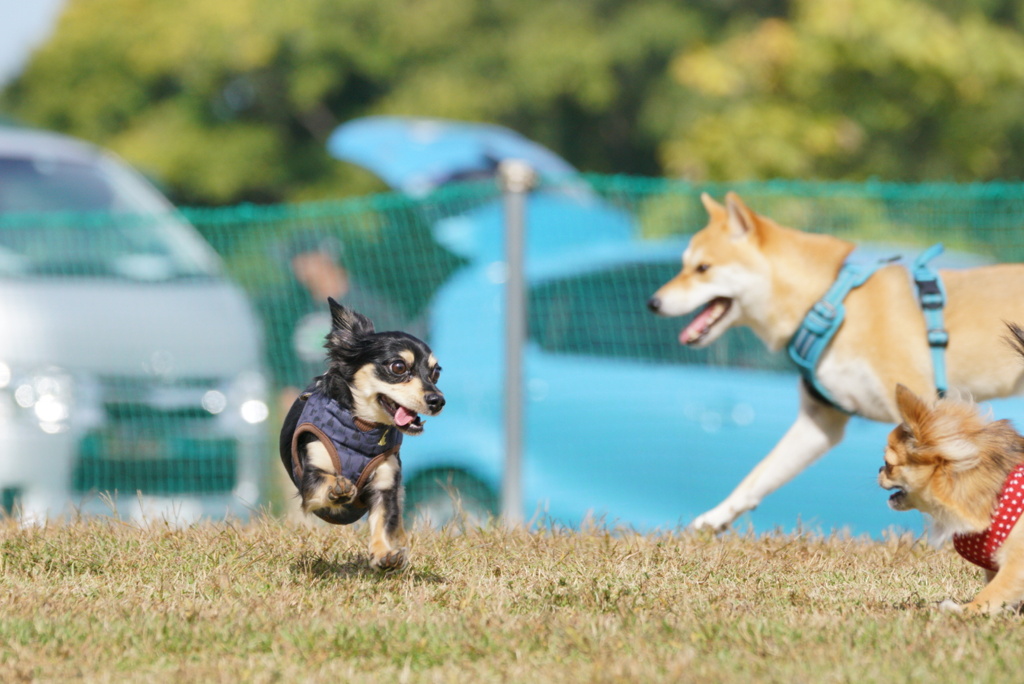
left=404, top=468, right=498, bottom=528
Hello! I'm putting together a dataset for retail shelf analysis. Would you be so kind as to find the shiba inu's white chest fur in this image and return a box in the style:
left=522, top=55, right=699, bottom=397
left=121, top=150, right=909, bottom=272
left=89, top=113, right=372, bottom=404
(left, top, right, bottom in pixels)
left=813, top=354, right=890, bottom=422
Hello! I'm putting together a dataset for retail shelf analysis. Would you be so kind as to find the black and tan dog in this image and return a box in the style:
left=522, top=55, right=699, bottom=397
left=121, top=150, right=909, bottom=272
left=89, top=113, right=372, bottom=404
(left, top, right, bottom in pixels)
left=280, top=299, right=444, bottom=571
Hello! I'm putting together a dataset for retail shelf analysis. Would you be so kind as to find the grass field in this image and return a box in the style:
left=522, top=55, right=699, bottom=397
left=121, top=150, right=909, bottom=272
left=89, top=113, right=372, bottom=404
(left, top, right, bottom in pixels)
left=2, top=514, right=1022, bottom=683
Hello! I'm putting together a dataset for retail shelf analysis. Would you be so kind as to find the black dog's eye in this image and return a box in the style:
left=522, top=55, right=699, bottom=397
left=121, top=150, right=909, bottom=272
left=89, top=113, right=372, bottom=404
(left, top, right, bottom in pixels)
left=429, top=366, right=441, bottom=383
left=389, top=360, right=408, bottom=375
left=695, top=263, right=711, bottom=274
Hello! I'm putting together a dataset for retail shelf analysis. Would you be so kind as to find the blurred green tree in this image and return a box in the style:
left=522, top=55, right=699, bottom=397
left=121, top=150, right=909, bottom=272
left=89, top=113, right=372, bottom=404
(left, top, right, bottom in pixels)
left=6, top=0, right=1024, bottom=204
left=0, top=0, right=700, bottom=205
left=661, top=0, right=1024, bottom=182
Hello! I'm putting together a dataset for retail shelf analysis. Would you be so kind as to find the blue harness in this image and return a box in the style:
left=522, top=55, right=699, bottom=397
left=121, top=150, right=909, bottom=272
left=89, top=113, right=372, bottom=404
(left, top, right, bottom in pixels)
left=787, top=244, right=948, bottom=412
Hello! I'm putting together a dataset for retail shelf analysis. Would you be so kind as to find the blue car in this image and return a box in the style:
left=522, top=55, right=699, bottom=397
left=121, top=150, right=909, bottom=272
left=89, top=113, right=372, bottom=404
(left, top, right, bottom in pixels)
left=403, top=226, right=942, bottom=536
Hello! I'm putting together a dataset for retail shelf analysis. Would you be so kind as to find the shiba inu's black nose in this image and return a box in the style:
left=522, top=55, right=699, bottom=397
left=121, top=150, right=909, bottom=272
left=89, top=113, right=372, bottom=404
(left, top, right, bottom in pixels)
left=647, top=296, right=661, bottom=313
left=425, top=393, right=445, bottom=412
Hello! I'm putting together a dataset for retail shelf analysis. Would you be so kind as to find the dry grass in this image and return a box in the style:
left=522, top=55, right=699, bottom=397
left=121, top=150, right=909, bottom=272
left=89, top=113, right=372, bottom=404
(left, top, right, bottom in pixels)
left=1, top=514, right=1022, bottom=683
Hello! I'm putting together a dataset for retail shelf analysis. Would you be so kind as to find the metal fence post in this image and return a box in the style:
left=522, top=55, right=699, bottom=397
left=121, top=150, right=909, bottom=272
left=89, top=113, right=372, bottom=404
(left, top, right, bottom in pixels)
left=497, top=159, right=536, bottom=527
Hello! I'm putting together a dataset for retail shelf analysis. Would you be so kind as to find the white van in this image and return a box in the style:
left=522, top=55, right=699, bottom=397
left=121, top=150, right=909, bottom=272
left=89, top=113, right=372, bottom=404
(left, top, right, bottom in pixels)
left=0, top=125, right=269, bottom=523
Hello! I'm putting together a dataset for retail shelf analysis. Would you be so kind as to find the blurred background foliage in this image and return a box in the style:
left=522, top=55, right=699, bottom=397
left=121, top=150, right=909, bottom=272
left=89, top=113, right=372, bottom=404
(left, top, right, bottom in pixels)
left=4, top=0, right=1024, bottom=206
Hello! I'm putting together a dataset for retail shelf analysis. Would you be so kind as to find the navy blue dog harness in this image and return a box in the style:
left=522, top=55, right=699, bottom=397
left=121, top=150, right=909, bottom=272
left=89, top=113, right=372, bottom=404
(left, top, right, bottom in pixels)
left=282, top=382, right=403, bottom=525
left=787, top=244, right=948, bottom=412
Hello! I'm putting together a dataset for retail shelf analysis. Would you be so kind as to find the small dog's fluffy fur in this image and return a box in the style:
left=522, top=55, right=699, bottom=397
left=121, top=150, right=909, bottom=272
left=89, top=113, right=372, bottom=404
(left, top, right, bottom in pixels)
left=879, top=324, right=1024, bottom=613
left=280, top=299, right=444, bottom=571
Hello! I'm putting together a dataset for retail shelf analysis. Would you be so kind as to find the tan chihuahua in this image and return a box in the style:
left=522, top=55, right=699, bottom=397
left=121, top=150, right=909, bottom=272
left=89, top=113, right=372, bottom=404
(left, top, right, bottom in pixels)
left=879, top=327, right=1024, bottom=613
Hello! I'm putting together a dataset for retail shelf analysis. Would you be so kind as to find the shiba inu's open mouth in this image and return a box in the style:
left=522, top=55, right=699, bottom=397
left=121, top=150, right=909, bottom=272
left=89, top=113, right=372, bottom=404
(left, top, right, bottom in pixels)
left=378, top=395, right=424, bottom=434
left=680, top=297, right=732, bottom=345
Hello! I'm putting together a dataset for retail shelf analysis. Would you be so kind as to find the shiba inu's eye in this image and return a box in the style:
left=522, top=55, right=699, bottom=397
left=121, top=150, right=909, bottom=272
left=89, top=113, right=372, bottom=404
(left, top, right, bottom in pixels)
left=695, top=263, right=711, bottom=274
left=429, top=366, right=441, bottom=383
left=389, top=360, right=408, bottom=375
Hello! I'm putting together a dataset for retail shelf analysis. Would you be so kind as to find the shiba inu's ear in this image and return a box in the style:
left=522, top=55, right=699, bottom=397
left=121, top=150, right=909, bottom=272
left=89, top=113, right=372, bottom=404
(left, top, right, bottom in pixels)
left=700, top=192, right=726, bottom=221
left=724, top=192, right=758, bottom=241
left=895, top=383, right=929, bottom=429
left=328, top=298, right=375, bottom=347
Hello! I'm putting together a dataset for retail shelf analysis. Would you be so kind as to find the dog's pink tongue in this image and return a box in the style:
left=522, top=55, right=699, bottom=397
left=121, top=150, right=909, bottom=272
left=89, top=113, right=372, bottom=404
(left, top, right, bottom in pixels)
left=395, top=406, right=416, bottom=427
left=680, top=306, right=716, bottom=344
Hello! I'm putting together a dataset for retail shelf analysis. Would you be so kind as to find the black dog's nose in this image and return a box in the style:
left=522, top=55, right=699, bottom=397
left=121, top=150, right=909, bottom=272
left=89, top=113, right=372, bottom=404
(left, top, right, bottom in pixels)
left=647, top=296, right=661, bottom=313
left=425, top=393, right=445, bottom=412
left=878, top=466, right=884, bottom=474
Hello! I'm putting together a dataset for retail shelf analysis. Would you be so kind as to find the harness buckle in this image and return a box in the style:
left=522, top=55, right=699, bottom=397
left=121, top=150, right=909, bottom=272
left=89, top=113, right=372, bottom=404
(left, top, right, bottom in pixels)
left=920, top=295, right=944, bottom=310
left=812, top=300, right=837, bottom=318
left=802, top=300, right=838, bottom=335
left=916, top=278, right=943, bottom=309
left=927, top=329, right=949, bottom=347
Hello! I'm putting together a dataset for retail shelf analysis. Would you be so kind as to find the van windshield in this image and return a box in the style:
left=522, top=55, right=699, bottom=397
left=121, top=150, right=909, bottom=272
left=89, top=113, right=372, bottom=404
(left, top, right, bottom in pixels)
left=0, top=155, right=219, bottom=280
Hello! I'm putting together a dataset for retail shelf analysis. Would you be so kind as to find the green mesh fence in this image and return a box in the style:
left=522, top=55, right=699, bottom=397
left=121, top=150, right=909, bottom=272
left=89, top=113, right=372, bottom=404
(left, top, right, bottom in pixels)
left=3, top=177, right=1024, bottom=530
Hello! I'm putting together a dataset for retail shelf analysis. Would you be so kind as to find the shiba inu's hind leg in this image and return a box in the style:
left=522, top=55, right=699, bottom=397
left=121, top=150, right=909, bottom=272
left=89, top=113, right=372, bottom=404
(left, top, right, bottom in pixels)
left=691, top=391, right=849, bottom=531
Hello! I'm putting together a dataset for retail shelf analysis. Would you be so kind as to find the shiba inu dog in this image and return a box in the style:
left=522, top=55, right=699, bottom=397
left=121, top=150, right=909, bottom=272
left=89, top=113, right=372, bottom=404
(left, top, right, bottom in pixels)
left=279, top=299, right=444, bottom=570
left=649, top=192, right=1024, bottom=532
left=880, top=332, right=1024, bottom=614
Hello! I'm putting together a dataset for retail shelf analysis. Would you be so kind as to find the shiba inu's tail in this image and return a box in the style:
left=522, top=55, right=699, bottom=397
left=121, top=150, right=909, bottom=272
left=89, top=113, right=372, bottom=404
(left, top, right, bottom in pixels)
left=1005, top=322, right=1024, bottom=363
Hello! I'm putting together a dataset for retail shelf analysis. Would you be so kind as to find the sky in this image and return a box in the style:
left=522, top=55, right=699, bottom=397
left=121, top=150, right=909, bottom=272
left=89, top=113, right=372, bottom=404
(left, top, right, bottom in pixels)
left=0, top=0, right=66, bottom=86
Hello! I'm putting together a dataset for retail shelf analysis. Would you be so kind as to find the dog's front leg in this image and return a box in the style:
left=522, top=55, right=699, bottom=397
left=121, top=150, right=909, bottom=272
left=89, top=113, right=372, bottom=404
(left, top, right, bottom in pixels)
left=690, top=389, right=849, bottom=532
left=299, top=440, right=358, bottom=515
left=366, top=454, right=408, bottom=571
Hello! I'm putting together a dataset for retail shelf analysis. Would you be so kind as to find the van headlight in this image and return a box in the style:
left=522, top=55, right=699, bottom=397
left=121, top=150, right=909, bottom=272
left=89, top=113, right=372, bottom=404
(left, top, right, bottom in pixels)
left=8, top=366, right=74, bottom=434
left=239, top=399, right=269, bottom=424
left=229, top=371, right=269, bottom=425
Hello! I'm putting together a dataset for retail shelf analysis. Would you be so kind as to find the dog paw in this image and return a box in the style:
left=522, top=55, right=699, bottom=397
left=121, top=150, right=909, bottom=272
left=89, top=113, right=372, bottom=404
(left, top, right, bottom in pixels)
left=370, top=548, right=408, bottom=572
left=690, top=508, right=735, bottom=533
left=937, top=599, right=964, bottom=613
left=327, top=476, right=358, bottom=504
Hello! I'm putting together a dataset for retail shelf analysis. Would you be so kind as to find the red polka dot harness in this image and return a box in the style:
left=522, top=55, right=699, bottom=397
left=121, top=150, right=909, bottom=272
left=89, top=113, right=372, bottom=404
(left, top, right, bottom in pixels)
left=952, top=464, right=1024, bottom=572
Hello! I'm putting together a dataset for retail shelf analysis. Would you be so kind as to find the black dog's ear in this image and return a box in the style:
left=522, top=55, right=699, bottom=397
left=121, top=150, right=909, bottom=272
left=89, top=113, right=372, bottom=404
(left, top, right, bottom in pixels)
left=327, top=298, right=375, bottom=347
